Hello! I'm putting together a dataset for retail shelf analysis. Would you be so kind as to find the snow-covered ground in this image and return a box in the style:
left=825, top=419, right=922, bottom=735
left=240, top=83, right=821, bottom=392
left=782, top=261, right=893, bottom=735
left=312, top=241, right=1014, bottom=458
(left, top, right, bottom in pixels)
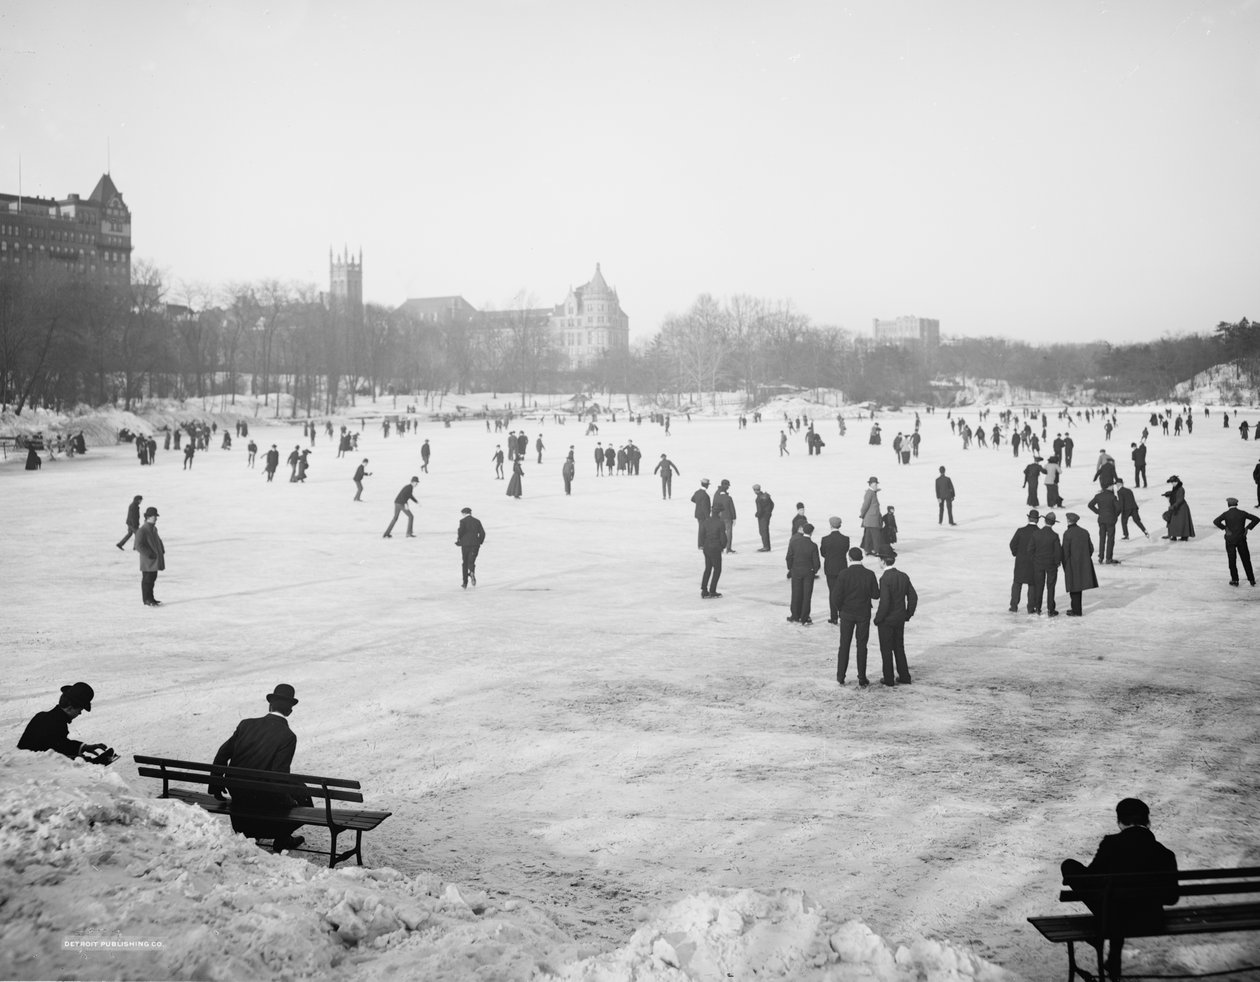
left=3, top=396, right=1259, bottom=981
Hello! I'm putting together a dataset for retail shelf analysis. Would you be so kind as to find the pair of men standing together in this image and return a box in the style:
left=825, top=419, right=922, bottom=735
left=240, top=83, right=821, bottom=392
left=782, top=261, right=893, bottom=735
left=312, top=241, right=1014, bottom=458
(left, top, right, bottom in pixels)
left=833, top=549, right=917, bottom=687
left=1010, top=509, right=1097, bottom=616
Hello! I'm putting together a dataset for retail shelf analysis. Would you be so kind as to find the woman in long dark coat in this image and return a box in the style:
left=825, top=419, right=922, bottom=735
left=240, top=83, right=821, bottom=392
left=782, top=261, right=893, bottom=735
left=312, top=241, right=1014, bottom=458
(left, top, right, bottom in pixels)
left=506, top=459, right=523, bottom=499
left=1161, top=475, right=1195, bottom=541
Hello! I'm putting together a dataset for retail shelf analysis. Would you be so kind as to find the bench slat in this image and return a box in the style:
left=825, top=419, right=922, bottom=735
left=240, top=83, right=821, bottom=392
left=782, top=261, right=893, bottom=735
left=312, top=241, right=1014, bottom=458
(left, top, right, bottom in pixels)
left=136, top=767, right=365, bottom=803
left=134, top=755, right=361, bottom=789
left=1029, top=901, right=1260, bottom=942
left=162, top=790, right=391, bottom=832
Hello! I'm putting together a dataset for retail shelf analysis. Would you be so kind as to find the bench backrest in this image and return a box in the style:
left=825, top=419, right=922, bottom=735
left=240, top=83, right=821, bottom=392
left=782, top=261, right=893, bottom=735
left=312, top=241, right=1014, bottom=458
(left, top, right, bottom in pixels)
left=134, top=754, right=365, bottom=804
left=1060, top=866, right=1260, bottom=903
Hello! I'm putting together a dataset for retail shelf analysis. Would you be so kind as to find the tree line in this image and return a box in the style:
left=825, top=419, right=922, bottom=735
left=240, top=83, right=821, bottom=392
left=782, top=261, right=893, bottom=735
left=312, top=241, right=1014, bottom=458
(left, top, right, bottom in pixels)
left=1, top=261, right=1253, bottom=415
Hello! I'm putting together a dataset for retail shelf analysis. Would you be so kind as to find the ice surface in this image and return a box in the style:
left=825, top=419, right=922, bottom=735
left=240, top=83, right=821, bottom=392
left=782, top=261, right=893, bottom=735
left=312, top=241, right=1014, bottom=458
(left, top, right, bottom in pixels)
left=3, top=392, right=1258, bottom=981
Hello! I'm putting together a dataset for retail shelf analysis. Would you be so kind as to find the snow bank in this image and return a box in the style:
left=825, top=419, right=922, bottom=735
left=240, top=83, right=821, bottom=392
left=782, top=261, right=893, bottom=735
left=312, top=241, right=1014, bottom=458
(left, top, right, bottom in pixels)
left=0, top=750, right=1013, bottom=981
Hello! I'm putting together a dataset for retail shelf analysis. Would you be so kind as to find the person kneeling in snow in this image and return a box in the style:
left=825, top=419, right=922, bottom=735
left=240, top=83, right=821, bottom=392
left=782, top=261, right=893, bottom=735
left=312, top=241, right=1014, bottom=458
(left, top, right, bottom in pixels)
left=17, top=682, right=113, bottom=763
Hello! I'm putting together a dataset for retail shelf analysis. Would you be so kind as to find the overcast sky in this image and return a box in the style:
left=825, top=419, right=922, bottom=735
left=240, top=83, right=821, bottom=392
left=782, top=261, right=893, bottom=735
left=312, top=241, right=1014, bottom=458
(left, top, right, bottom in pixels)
left=2, top=0, right=1256, bottom=344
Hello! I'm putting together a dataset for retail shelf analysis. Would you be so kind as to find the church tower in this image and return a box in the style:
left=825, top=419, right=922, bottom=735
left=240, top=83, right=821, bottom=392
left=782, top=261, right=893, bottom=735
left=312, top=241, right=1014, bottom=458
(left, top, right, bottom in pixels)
left=329, top=246, right=363, bottom=322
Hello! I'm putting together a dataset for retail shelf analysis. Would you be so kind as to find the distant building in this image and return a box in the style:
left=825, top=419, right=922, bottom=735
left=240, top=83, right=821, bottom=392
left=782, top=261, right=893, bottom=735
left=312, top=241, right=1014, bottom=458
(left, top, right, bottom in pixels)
left=396, top=263, right=629, bottom=371
left=550, top=263, right=630, bottom=370
left=873, top=315, right=939, bottom=349
left=0, top=173, right=132, bottom=287
left=329, top=247, right=363, bottom=322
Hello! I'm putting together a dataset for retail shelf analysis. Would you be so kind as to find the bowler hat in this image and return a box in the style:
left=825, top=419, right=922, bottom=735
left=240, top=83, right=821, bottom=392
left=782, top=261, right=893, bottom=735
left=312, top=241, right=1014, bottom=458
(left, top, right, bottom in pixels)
left=267, top=683, right=299, bottom=705
left=144, top=506, right=159, bottom=518
left=868, top=476, right=879, bottom=485
left=1027, top=509, right=1040, bottom=521
left=60, top=682, right=94, bottom=711
left=1043, top=512, right=1057, bottom=524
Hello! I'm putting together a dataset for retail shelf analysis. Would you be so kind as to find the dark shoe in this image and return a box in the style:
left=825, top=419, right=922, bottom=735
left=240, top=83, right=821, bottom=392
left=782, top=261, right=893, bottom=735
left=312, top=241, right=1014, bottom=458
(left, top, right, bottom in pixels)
left=880, top=680, right=896, bottom=687
left=383, top=533, right=392, bottom=538
left=470, top=573, right=476, bottom=586
left=701, top=591, right=711, bottom=598
left=116, top=543, right=124, bottom=551
left=949, top=522, right=957, bottom=526
left=272, top=835, right=305, bottom=853
left=786, top=616, right=798, bottom=622
left=710, top=592, right=722, bottom=598
left=1066, top=611, right=1082, bottom=617
left=827, top=618, right=838, bottom=624
left=1027, top=609, right=1039, bottom=614
left=1229, top=580, right=1239, bottom=586
left=406, top=533, right=417, bottom=538
left=1048, top=610, right=1060, bottom=617
left=800, top=618, right=813, bottom=625
left=836, top=679, right=845, bottom=685
left=859, top=680, right=870, bottom=688
left=757, top=547, right=771, bottom=552
left=1105, top=559, right=1121, bottom=565
left=1008, top=606, right=1018, bottom=612
left=897, top=677, right=912, bottom=684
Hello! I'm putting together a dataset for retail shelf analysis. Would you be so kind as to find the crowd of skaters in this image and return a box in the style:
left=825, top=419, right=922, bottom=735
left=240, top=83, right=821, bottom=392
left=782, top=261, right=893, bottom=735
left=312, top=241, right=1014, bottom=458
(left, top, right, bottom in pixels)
left=86, top=397, right=1260, bottom=689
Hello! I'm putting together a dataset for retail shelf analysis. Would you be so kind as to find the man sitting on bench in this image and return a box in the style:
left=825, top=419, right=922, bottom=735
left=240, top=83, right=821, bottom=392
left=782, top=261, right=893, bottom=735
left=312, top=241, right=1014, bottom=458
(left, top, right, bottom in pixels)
left=1061, top=797, right=1179, bottom=979
left=208, top=683, right=310, bottom=853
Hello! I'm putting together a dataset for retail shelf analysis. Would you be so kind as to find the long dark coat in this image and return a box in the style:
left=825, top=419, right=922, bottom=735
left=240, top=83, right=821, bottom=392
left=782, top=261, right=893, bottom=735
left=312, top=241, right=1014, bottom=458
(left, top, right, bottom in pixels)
left=1163, top=482, right=1195, bottom=538
left=136, top=522, right=166, bottom=572
left=1010, top=523, right=1038, bottom=583
left=506, top=460, right=524, bottom=498
left=1061, top=523, right=1098, bottom=592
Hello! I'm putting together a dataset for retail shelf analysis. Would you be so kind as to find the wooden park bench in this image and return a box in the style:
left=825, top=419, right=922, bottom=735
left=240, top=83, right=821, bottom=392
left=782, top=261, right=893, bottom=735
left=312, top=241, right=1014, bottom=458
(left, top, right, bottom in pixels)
left=134, top=754, right=392, bottom=868
left=1028, top=866, right=1260, bottom=981
left=0, top=436, right=17, bottom=459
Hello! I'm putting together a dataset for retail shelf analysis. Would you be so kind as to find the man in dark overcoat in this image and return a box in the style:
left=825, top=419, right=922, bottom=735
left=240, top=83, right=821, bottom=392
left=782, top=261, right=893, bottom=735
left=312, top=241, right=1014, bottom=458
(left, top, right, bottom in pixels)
left=1009, top=509, right=1040, bottom=612
left=1061, top=797, right=1178, bottom=980
left=208, top=683, right=308, bottom=853
left=1088, top=484, right=1122, bottom=564
left=834, top=548, right=879, bottom=686
left=691, top=479, right=712, bottom=549
left=700, top=504, right=728, bottom=598
left=873, top=550, right=917, bottom=686
left=136, top=507, right=166, bottom=606
left=819, top=517, right=851, bottom=624
left=785, top=523, right=821, bottom=624
left=1028, top=511, right=1062, bottom=616
left=1062, top=512, right=1098, bottom=616
left=17, top=682, right=107, bottom=760
left=753, top=484, right=774, bottom=551
left=935, top=466, right=956, bottom=525
left=456, top=507, right=486, bottom=588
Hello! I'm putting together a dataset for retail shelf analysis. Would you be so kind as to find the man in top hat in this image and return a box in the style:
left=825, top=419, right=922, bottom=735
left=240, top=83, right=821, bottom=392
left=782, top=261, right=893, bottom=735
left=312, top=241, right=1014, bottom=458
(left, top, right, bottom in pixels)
left=1061, top=512, right=1098, bottom=615
left=1009, top=510, right=1040, bottom=613
left=209, top=683, right=309, bottom=853
left=1212, top=497, right=1259, bottom=587
left=1028, top=511, right=1062, bottom=616
left=691, top=479, right=712, bottom=549
left=873, top=549, right=917, bottom=686
left=136, top=506, right=166, bottom=607
left=456, top=506, right=486, bottom=589
left=753, top=484, right=774, bottom=551
left=18, top=682, right=108, bottom=760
